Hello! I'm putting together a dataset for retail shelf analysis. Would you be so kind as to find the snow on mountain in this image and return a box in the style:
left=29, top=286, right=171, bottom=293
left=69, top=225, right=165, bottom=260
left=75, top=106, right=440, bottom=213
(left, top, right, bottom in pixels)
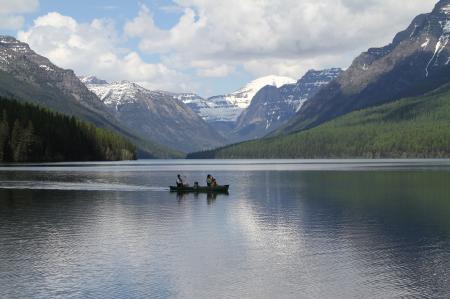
left=0, top=36, right=180, bottom=158
left=200, top=95, right=243, bottom=122
left=82, top=78, right=226, bottom=153
left=79, top=75, right=108, bottom=85
left=221, top=75, right=297, bottom=109
left=0, top=35, right=110, bottom=110
left=172, top=75, right=296, bottom=123
left=83, top=80, right=154, bottom=108
left=231, top=68, right=343, bottom=142
left=0, top=36, right=54, bottom=73
left=282, top=0, right=450, bottom=135
left=282, top=68, right=344, bottom=112
left=171, top=93, right=210, bottom=114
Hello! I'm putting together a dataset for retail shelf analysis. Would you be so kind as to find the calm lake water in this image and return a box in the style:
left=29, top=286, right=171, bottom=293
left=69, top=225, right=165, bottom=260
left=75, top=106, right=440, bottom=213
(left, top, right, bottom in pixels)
left=1, top=160, right=450, bottom=298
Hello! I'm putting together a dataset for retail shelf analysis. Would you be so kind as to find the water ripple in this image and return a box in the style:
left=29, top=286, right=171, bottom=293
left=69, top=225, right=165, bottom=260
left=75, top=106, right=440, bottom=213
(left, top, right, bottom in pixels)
left=0, top=180, right=167, bottom=192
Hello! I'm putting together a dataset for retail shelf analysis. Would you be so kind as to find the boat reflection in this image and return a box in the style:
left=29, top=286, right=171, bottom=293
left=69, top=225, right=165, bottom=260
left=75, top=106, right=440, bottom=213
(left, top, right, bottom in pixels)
left=175, top=191, right=228, bottom=205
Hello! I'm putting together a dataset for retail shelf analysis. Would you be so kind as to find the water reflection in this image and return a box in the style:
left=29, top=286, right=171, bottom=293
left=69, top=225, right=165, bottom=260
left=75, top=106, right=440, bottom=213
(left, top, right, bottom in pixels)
left=0, top=162, right=449, bottom=298
left=206, top=193, right=218, bottom=205
left=231, top=170, right=450, bottom=298
left=173, top=191, right=227, bottom=206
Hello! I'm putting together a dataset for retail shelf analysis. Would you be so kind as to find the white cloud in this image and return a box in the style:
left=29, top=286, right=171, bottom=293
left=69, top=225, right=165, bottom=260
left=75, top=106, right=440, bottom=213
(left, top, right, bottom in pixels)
left=13, top=1, right=439, bottom=95
left=0, top=15, right=25, bottom=30
left=0, top=0, right=39, bottom=14
left=243, top=54, right=346, bottom=78
left=125, top=0, right=436, bottom=79
left=17, top=12, right=188, bottom=92
left=0, top=0, right=39, bottom=30
left=197, top=64, right=235, bottom=77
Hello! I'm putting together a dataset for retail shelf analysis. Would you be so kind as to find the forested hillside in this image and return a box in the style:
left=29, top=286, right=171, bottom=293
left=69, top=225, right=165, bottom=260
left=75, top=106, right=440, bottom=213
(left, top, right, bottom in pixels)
left=0, top=97, right=136, bottom=162
left=0, top=36, right=182, bottom=159
left=279, top=1, right=450, bottom=136
left=188, top=84, right=450, bottom=159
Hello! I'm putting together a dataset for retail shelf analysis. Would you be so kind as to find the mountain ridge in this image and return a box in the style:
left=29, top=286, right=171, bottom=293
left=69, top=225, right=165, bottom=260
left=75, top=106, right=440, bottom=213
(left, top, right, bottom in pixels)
left=279, top=0, right=450, bottom=135
left=0, top=35, right=181, bottom=158
left=230, top=68, right=343, bottom=141
left=188, top=82, right=450, bottom=159
left=82, top=78, right=227, bottom=153
left=175, top=75, right=296, bottom=125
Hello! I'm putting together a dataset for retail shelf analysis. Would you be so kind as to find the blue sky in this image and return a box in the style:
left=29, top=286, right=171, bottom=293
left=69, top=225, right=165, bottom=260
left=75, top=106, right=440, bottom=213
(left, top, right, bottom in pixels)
left=31, top=1, right=182, bottom=32
left=0, top=0, right=437, bottom=96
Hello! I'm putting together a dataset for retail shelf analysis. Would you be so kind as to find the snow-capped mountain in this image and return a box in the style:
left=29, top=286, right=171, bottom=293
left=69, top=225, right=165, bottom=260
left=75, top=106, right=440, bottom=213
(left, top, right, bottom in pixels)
left=0, top=36, right=181, bottom=158
left=82, top=78, right=226, bottom=153
left=172, top=92, right=241, bottom=124
left=232, top=69, right=343, bottom=141
left=217, top=75, right=297, bottom=109
left=165, top=72, right=340, bottom=142
left=283, top=0, right=450, bottom=135
left=204, top=75, right=296, bottom=123
left=0, top=36, right=104, bottom=110
left=79, top=75, right=108, bottom=85
left=166, top=75, right=297, bottom=133
left=280, top=68, right=344, bottom=113
left=80, top=78, right=151, bottom=108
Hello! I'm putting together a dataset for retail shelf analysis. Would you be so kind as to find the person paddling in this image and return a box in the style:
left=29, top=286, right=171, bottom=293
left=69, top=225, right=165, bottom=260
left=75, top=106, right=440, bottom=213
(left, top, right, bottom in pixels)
left=206, top=174, right=218, bottom=187
left=176, top=174, right=185, bottom=187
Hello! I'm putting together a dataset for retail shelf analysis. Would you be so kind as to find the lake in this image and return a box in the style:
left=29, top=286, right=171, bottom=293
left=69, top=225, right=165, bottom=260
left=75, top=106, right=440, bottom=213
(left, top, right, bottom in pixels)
left=1, top=160, right=450, bottom=298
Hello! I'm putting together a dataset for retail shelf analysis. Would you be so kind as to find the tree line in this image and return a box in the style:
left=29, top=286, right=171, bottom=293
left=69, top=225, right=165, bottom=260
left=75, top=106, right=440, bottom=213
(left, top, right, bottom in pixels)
left=189, top=85, right=450, bottom=159
left=0, top=97, right=136, bottom=162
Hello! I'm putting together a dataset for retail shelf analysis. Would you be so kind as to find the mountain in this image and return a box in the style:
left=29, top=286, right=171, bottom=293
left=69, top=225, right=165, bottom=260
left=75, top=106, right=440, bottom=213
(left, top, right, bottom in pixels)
left=188, top=83, right=450, bottom=159
left=0, top=36, right=107, bottom=115
left=82, top=79, right=226, bottom=153
left=205, top=75, right=296, bottom=123
left=170, top=76, right=296, bottom=139
left=231, top=68, right=343, bottom=141
left=168, top=92, right=240, bottom=136
left=211, top=75, right=297, bottom=109
left=0, top=35, right=180, bottom=158
left=280, top=0, right=450, bottom=135
left=78, top=75, right=108, bottom=85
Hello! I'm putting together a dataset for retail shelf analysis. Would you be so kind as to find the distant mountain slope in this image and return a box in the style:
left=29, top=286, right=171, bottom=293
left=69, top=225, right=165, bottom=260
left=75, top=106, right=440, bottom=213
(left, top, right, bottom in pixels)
left=82, top=79, right=226, bottom=153
left=188, top=83, right=450, bottom=159
left=174, top=92, right=242, bottom=124
left=174, top=76, right=296, bottom=127
left=280, top=0, right=450, bottom=135
left=0, top=36, right=108, bottom=118
left=231, top=69, right=342, bottom=141
left=0, top=36, right=180, bottom=158
left=212, top=75, right=297, bottom=109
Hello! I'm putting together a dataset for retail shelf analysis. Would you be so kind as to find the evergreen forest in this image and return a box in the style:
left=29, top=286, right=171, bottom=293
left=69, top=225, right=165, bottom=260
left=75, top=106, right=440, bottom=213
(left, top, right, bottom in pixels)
left=188, top=84, right=450, bottom=159
left=0, top=97, right=136, bottom=162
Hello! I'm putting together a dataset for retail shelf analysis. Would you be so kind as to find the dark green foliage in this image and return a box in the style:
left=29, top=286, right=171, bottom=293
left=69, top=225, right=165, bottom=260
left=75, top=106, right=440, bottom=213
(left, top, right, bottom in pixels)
left=189, top=84, right=450, bottom=159
left=0, top=70, right=182, bottom=159
left=0, top=97, right=136, bottom=162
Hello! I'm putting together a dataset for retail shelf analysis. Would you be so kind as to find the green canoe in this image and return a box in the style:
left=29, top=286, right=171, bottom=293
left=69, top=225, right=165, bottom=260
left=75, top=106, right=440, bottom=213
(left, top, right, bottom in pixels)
left=169, top=185, right=229, bottom=193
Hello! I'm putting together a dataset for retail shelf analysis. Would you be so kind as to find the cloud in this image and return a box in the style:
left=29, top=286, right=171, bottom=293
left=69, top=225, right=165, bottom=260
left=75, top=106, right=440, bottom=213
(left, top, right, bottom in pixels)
left=17, top=12, right=188, bottom=91
left=14, top=1, right=438, bottom=96
left=0, top=0, right=39, bottom=30
left=243, top=54, right=346, bottom=78
left=125, top=0, right=436, bottom=79
left=197, top=64, right=235, bottom=77
left=0, top=0, right=39, bottom=14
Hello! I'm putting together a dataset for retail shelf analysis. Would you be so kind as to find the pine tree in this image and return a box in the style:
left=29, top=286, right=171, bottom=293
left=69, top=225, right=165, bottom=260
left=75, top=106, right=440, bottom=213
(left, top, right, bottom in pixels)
left=0, top=97, right=136, bottom=162
left=0, top=120, right=8, bottom=162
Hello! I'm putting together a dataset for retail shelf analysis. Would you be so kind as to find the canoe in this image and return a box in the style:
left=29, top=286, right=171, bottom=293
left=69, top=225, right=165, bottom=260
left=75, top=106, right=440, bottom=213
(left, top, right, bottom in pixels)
left=169, top=185, right=229, bottom=193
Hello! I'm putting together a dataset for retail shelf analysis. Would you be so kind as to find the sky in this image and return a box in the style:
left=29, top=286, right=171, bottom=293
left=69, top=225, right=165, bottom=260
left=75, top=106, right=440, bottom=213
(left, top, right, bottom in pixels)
left=0, top=0, right=437, bottom=97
